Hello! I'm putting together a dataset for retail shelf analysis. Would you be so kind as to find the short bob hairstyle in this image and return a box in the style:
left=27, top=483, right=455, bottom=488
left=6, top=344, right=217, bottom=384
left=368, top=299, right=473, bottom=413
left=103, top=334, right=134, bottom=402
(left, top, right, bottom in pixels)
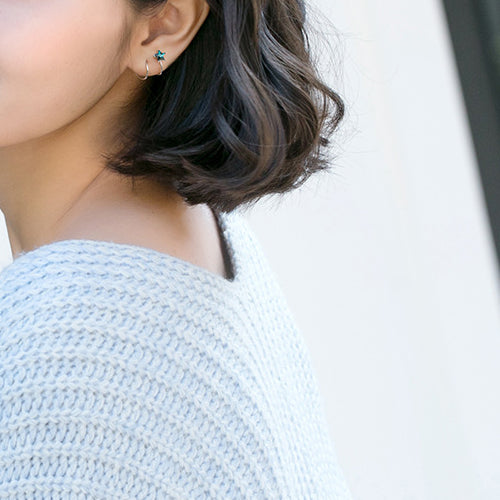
left=105, top=0, right=345, bottom=213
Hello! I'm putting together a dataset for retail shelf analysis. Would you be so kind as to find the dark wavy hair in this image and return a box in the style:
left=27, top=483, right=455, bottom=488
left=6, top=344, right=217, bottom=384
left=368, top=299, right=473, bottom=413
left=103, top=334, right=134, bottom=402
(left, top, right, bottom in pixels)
left=105, top=0, right=345, bottom=213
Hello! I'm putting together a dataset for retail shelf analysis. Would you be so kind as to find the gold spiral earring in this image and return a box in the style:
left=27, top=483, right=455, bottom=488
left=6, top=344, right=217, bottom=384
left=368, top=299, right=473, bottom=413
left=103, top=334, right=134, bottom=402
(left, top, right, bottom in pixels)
left=135, top=50, right=166, bottom=80
left=135, top=59, right=149, bottom=81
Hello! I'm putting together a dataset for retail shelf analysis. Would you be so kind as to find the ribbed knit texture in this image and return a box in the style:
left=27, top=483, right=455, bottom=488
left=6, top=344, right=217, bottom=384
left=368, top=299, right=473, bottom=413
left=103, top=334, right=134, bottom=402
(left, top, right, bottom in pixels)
left=0, top=209, right=352, bottom=499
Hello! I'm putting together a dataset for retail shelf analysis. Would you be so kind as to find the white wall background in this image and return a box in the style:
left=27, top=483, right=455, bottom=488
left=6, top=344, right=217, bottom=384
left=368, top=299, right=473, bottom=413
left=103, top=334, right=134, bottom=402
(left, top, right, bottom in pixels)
left=1, top=1, right=499, bottom=498
left=242, top=0, right=500, bottom=499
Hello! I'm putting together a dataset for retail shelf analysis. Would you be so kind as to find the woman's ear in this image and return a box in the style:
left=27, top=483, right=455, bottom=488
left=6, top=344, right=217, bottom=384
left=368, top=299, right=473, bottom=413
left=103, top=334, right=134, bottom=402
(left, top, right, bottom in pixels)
left=127, top=0, right=210, bottom=77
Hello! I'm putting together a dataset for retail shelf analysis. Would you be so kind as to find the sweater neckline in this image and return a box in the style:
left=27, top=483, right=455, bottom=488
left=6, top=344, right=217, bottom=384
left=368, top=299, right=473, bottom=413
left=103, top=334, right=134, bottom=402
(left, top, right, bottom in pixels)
left=10, top=208, right=243, bottom=291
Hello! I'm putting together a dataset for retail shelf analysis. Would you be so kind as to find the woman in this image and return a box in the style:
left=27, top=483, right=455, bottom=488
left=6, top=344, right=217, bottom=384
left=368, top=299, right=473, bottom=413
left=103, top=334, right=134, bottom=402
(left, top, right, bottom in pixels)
left=0, top=0, right=352, bottom=497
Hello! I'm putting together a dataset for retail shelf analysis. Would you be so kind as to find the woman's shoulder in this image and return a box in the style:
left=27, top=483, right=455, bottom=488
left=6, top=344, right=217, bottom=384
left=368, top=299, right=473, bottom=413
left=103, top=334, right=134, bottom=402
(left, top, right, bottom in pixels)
left=0, top=208, right=257, bottom=338
left=0, top=210, right=354, bottom=499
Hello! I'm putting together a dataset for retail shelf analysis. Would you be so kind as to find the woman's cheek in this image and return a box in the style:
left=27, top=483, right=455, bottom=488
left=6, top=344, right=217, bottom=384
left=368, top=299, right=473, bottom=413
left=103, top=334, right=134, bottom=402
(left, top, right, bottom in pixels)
left=0, top=29, right=120, bottom=145
left=0, top=0, right=128, bottom=146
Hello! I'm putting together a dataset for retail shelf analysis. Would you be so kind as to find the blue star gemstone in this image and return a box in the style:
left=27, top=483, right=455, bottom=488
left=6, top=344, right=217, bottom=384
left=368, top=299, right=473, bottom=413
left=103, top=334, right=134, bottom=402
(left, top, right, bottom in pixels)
left=154, top=49, right=166, bottom=61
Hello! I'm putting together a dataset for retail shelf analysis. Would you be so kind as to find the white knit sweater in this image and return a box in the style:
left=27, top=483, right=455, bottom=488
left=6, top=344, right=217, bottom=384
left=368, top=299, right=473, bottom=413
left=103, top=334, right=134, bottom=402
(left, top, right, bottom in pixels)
left=0, top=209, right=353, bottom=499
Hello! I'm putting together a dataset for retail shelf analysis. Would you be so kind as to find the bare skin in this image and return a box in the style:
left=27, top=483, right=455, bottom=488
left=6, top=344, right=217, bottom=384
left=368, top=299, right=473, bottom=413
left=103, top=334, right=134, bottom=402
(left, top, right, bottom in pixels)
left=0, top=0, right=229, bottom=278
